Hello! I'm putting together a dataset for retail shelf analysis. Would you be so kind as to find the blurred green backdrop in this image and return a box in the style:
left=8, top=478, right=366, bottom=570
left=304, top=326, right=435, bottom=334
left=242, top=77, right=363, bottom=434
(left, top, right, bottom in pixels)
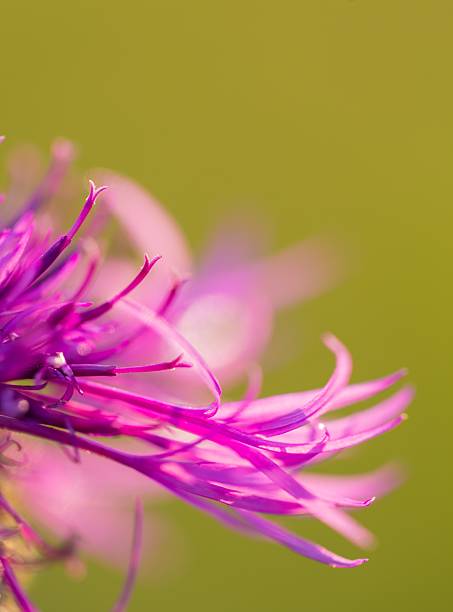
left=1, top=1, right=452, bottom=610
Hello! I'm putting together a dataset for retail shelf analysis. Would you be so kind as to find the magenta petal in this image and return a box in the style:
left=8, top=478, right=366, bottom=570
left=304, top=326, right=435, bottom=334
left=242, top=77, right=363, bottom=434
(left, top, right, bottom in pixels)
left=111, top=499, right=144, bottom=612
left=176, top=490, right=367, bottom=568
left=241, top=334, right=353, bottom=435
left=0, top=557, right=37, bottom=612
left=220, top=368, right=406, bottom=427
left=324, top=386, right=414, bottom=439
left=235, top=512, right=368, bottom=568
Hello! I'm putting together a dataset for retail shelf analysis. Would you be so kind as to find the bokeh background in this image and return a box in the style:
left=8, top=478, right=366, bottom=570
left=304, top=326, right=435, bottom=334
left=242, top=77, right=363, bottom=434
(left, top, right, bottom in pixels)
left=1, top=1, right=452, bottom=610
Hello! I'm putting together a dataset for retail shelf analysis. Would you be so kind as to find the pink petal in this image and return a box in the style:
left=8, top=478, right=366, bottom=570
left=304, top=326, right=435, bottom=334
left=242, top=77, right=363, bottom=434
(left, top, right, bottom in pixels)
left=253, top=237, right=343, bottom=309
left=16, top=441, right=160, bottom=566
left=220, top=369, right=406, bottom=424
left=299, top=464, right=404, bottom=502
left=93, top=171, right=192, bottom=309
left=94, top=171, right=191, bottom=275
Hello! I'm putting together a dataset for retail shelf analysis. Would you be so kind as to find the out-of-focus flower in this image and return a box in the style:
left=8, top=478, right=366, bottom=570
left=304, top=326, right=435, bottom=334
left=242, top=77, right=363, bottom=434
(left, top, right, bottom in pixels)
left=0, top=139, right=412, bottom=610
left=94, top=170, right=342, bottom=386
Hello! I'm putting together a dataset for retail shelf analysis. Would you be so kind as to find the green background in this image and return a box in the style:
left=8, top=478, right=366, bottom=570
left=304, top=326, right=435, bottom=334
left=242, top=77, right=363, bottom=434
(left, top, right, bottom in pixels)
left=1, top=1, right=451, bottom=610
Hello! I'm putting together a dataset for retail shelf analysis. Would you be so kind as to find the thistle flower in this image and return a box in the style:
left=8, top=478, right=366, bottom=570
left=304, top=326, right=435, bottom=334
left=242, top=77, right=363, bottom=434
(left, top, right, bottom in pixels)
left=16, top=159, right=341, bottom=566
left=0, top=139, right=412, bottom=610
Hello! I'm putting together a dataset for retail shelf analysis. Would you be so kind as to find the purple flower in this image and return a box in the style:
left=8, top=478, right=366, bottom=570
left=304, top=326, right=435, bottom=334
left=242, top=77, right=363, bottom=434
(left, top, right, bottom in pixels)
left=0, top=140, right=412, bottom=610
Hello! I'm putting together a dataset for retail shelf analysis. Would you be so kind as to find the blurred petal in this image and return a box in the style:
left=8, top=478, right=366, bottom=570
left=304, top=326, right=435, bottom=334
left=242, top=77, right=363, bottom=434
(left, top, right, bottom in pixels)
left=255, top=238, right=343, bottom=309
left=16, top=442, right=160, bottom=566
left=299, top=464, right=405, bottom=502
left=96, top=171, right=191, bottom=265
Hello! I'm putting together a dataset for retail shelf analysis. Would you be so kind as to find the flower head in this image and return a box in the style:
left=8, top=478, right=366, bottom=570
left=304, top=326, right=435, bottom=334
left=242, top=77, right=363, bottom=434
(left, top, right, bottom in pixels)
left=0, top=139, right=412, bottom=609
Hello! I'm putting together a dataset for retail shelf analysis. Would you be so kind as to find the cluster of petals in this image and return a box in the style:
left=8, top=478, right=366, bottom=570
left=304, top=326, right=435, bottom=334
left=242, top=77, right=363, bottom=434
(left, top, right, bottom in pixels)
left=0, top=139, right=413, bottom=610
